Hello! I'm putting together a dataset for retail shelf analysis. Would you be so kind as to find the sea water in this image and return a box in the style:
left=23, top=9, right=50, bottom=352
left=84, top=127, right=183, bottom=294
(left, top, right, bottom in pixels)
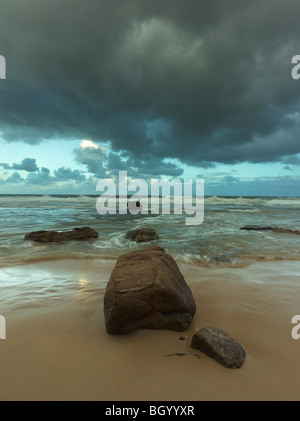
left=0, top=195, right=299, bottom=267
left=0, top=195, right=299, bottom=313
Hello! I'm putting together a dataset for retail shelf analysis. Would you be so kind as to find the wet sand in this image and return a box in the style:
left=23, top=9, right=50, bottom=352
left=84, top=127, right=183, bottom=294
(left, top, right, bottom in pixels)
left=0, top=258, right=300, bottom=401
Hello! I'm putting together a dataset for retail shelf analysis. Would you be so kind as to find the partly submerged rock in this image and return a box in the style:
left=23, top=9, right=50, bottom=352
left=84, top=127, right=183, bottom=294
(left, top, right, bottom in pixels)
left=241, top=225, right=273, bottom=231
left=191, top=327, right=246, bottom=369
left=210, top=255, right=232, bottom=263
left=24, top=227, right=98, bottom=243
left=104, top=245, right=196, bottom=334
left=241, top=225, right=300, bottom=235
left=125, top=228, right=159, bottom=242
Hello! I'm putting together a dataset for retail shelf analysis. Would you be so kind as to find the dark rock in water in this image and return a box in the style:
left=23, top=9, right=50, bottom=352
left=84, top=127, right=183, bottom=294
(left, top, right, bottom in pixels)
left=241, top=225, right=273, bottom=231
left=24, top=227, right=98, bottom=243
left=125, top=228, right=159, bottom=242
left=104, top=245, right=196, bottom=334
left=127, top=200, right=141, bottom=209
left=241, top=225, right=300, bottom=235
left=191, top=327, right=246, bottom=369
left=210, top=255, right=232, bottom=263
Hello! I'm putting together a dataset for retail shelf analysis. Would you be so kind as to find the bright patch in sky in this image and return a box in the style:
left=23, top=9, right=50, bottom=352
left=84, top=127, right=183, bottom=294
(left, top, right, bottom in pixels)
left=80, top=139, right=99, bottom=149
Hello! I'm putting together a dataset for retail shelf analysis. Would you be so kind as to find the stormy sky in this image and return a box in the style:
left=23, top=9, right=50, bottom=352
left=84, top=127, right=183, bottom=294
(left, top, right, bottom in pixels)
left=0, top=0, right=300, bottom=195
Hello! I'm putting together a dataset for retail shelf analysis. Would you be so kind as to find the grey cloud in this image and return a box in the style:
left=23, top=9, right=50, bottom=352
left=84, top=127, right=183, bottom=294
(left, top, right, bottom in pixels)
left=125, top=155, right=184, bottom=177
left=207, top=175, right=300, bottom=197
left=106, top=152, right=128, bottom=174
left=73, top=146, right=108, bottom=177
left=281, top=155, right=300, bottom=165
left=12, top=158, right=38, bottom=172
left=0, top=158, right=39, bottom=172
left=73, top=143, right=184, bottom=178
left=0, top=163, right=11, bottom=170
left=54, top=167, right=86, bottom=182
left=26, top=164, right=88, bottom=184
left=41, top=167, right=50, bottom=174
left=221, top=175, right=240, bottom=183
left=5, top=171, right=24, bottom=183
left=26, top=170, right=53, bottom=185
left=0, top=0, right=300, bottom=166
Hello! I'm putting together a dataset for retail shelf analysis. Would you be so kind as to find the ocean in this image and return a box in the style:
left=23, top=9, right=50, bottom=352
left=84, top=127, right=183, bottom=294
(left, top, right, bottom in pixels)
left=0, top=194, right=299, bottom=267
left=0, top=194, right=299, bottom=313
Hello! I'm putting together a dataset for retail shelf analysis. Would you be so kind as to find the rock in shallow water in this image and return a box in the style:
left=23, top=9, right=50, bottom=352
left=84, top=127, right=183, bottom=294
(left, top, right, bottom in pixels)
left=241, top=225, right=300, bottom=235
left=125, top=228, right=159, bottom=242
left=24, top=227, right=98, bottom=242
left=104, top=245, right=196, bottom=334
left=191, top=327, right=246, bottom=368
left=240, top=225, right=273, bottom=231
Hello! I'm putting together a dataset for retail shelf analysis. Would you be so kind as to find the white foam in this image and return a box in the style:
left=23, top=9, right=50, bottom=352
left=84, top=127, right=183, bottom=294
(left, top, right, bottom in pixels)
left=204, top=196, right=300, bottom=207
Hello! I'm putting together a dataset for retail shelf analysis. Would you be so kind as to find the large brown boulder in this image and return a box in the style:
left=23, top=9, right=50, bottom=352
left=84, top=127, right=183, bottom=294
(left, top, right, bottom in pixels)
left=24, top=227, right=98, bottom=243
left=104, top=245, right=196, bottom=334
left=125, top=228, right=159, bottom=242
left=191, top=327, right=246, bottom=368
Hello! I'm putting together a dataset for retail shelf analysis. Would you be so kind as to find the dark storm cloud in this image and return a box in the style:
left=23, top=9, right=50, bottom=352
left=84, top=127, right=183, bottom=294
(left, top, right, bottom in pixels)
left=74, top=143, right=183, bottom=177
left=124, top=155, right=184, bottom=177
left=73, top=145, right=107, bottom=177
left=1, top=0, right=300, bottom=166
left=282, top=155, right=300, bottom=165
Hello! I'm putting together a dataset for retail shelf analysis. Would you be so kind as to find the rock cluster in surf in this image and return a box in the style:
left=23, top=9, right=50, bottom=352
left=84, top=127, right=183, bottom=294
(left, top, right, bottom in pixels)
left=24, top=224, right=247, bottom=369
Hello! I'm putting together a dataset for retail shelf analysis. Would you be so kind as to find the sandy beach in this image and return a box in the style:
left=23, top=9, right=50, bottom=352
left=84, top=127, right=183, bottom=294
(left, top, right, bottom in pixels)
left=1, top=258, right=300, bottom=401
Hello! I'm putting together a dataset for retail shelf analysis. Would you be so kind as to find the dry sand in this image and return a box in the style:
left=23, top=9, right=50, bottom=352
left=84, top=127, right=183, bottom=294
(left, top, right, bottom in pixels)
left=0, top=258, right=300, bottom=401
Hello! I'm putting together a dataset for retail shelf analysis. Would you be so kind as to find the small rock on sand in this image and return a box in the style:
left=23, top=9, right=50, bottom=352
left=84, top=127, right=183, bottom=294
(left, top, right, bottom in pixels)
left=191, top=327, right=246, bottom=368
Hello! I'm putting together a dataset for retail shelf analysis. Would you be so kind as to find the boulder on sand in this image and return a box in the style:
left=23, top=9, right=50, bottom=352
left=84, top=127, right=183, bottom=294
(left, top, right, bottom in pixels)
left=191, top=327, right=246, bottom=368
left=125, top=228, right=159, bottom=242
left=24, top=227, right=98, bottom=243
left=104, top=245, right=196, bottom=334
